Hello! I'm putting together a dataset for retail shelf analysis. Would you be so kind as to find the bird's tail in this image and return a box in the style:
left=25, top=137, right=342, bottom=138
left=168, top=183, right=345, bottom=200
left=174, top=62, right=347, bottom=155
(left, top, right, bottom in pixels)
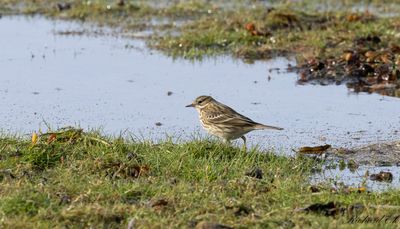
left=255, top=124, right=284, bottom=130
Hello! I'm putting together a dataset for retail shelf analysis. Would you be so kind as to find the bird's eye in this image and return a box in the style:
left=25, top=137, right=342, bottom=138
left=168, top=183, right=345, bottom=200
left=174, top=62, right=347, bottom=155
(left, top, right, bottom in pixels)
left=198, top=100, right=203, bottom=104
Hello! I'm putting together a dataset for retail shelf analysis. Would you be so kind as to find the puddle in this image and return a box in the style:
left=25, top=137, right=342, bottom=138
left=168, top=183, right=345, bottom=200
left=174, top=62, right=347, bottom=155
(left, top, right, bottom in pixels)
left=312, top=164, right=400, bottom=192
left=1, top=16, right=400, bottom=191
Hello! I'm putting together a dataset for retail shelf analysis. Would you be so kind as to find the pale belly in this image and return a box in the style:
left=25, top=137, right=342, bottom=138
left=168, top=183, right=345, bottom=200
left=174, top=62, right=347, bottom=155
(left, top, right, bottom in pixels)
left=200, top=119, right=251, bottom=141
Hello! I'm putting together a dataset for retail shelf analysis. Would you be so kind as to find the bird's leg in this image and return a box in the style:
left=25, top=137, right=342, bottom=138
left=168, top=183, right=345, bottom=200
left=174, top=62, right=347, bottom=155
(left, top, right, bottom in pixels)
left=241, top=136, right=246, bottom=144
left=241, top=136, right=247, bottom=152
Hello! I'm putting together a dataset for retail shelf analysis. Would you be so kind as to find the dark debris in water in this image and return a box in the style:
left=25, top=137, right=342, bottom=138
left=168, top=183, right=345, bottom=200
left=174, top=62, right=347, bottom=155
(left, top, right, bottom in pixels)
left=370, top=171, right=393, bottom=182
left=291, top=34, right=400, bottom=98
left=56, top=30, right=86, bottom=36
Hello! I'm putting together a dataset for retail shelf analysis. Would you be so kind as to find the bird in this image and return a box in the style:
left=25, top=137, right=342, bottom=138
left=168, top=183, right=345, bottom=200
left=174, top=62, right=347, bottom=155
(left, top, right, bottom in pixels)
left=186, top=95, right=283, bottom=144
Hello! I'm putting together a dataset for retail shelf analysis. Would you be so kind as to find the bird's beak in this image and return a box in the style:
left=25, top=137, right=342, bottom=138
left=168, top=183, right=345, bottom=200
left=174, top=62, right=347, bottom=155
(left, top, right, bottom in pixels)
left=185, top=103, right=194, bottom=108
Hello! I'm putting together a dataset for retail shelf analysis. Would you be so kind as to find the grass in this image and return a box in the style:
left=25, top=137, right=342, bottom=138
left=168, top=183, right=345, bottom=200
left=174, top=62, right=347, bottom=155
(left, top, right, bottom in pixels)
left=151, top=6, right=400, bottom=63
left=1, top=128, right=400, bottom=228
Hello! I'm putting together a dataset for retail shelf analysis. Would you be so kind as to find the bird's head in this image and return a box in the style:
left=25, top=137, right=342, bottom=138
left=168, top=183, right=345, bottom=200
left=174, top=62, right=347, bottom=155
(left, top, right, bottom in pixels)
left=186, top=95, right=214, bottom=110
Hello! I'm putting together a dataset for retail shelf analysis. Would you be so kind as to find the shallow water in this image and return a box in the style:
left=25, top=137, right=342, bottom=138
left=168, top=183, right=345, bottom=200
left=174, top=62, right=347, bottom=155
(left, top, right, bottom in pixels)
left=312, top=164, right=400, bottom=192
left=1, top=16, right=400, bottom=154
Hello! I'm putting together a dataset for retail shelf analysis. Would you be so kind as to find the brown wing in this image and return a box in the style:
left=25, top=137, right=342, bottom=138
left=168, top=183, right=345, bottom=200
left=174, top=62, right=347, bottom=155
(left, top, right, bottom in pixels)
left=203, top=102, right=260, bottom=128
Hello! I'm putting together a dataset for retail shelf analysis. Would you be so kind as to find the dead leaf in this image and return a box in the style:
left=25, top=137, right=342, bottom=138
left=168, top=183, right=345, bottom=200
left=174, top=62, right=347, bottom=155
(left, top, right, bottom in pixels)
left=245, top=22, right=256, bottom=33
left=244, top=22, right=268, bottom=36
left=31, top=132, right=38, bottom=145
left=150, top=198, right=168, bottom=210
left=47, top=133, right=57, bottom=144
left=297, top=144, right=331, bottom=154
left=345, top=186, right=367, bottom=193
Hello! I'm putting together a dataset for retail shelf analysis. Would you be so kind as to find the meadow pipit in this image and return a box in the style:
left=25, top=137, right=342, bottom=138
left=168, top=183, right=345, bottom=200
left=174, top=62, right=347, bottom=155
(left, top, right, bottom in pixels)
left=186, top=95, right=283, bottom=144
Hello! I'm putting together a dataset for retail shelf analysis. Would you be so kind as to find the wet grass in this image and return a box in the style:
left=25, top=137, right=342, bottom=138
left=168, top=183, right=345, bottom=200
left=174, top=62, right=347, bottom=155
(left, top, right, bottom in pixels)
left=1, top=128, right=400, bottom=228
